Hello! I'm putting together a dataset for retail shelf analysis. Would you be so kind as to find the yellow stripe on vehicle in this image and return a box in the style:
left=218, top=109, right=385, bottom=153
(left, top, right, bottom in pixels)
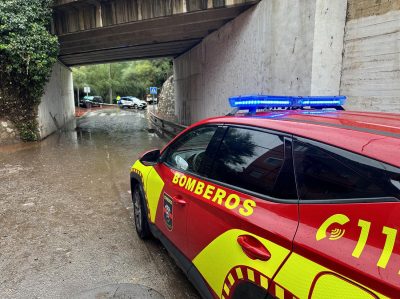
left=273, top=253, right=388, bottom=299
left=131, top=161, right=164, bottom=223
left=192, top=229, right=290, bottom=296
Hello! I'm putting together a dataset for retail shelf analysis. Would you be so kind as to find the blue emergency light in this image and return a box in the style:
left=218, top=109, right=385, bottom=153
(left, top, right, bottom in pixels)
left=229, top=95, right=346, bottom=112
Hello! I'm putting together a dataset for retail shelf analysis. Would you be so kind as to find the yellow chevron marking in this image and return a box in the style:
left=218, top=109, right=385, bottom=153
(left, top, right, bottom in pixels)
left=223, top=284, right=230, bottom=296
left=275, top=285, right=285, bottom=299
left=247, top=268, right=255, bottom=282
left=236, top=267, right=243, bottom=280
left=228, top=273, right=235, bottom=286
left=260, top=276, right=268, bottom=290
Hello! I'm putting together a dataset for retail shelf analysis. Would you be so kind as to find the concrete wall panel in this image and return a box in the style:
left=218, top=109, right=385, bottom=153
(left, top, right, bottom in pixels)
left=347, top=0, right=400, bottom=20
left=340, top=9, right=400, bottom=112
left=37, top=61, right=75, bottom=139
left=174, top=0, right=316, bottom=124
left=174, top=0, right=347, bottom=125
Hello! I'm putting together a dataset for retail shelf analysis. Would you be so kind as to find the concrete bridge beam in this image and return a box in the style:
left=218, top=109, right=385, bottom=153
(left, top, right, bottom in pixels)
left=53, top=0, right=259, bottom=66
left=53, top=0, right=257, bottom=34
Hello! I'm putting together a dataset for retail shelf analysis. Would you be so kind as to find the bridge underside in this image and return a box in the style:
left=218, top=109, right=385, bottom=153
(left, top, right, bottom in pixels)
left=54, top=0, right=258, bottom=66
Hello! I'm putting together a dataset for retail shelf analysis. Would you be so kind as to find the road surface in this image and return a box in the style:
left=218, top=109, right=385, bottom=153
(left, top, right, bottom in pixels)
left=0, top=109, right=199, bottom=299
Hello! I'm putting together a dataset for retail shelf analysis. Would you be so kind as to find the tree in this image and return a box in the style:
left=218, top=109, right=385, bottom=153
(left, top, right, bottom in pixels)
left=0, top=0, right=59, bottom=141
left=72, top=67, right=88, bottom=104
left=72, top=58, right=173, bottom=101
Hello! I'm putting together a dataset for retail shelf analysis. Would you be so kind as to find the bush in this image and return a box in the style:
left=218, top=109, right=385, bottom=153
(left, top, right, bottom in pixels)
left=0, top=0, right=59, bottom=141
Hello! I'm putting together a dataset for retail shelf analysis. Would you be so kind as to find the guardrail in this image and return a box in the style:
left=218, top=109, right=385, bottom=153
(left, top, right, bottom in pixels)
left=89, top=102, right=118, bottom=107
left=149, top=111, right=187, bottom=137
left=78, top=101, right=118, bottom=107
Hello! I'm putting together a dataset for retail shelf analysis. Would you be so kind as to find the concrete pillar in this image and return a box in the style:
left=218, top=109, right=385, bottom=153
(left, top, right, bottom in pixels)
left=311, top=0, right=347, bottom=95
left=37, top=61, right=75, bottom=139
left=174, top=0, right=348, bottom=125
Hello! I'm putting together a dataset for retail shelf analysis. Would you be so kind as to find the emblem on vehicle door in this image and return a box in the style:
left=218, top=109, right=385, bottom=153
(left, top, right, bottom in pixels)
left=163, top=193, right=173, bottom=231
left=316, top=214, right=350, bottom=241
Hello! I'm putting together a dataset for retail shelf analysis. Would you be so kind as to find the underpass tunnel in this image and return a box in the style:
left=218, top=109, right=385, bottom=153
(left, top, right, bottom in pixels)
left=42, top=0, right=260, bottom=140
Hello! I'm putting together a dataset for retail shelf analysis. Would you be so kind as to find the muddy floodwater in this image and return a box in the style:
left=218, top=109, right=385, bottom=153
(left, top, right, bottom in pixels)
left=0, top=109, right=199, bottom=299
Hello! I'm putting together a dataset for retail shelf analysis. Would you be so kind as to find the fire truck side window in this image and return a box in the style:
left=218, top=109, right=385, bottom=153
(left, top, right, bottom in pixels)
left=293, top=138, right=400, bottom=201
left=163, top=126, right=218, bottom=175
left=209, top=127, right=297, bottom=200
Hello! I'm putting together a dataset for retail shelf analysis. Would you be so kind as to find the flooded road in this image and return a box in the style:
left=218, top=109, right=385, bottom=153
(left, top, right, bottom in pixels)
left=0, top=109, right=199, bottom=299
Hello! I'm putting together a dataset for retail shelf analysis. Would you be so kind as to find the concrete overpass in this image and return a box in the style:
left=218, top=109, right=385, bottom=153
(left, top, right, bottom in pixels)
left=53, top=0, right=259, bottom=66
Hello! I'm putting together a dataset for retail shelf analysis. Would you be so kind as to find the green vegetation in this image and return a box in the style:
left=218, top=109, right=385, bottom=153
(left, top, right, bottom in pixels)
left=0, top=0, right=58, bottom=141
left=73, top=59, right=173, bottom=102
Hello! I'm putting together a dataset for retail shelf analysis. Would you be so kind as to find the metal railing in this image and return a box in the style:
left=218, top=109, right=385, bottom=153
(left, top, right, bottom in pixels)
left=88, top=102, right=117, bottom=107
left=149, top=111, right=187, bottom=137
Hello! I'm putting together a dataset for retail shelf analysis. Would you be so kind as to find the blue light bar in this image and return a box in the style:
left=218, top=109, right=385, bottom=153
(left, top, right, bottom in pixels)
left=229, top=95, right=346, bottom=110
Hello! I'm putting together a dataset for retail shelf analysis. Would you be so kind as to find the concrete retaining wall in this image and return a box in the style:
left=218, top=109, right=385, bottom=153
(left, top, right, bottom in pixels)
left=158, top=76, right=177, bottom=122
left=174, top=0, right=347, bottom=125
left=37, top=61, right=75, bottom=139
left=340, top=3, right=400, bottom=112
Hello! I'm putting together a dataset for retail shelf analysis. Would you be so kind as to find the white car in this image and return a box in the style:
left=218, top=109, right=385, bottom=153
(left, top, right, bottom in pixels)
left=119, top=97, right=147, bottom=109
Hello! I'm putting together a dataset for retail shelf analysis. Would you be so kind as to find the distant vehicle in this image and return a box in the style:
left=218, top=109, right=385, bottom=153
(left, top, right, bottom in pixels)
left=80, top=96, right=104, bottom=108
left=118, top=96, right=147, bottom=110
left=146, top=94, right=158, bottom=105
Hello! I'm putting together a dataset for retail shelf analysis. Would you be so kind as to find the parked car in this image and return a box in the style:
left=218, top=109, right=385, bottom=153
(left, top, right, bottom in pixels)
left=130, top=95, right=400, bottom=299
left=118, top=96, right=147, bottom=109
left=80, top=96, right=104, bottom=108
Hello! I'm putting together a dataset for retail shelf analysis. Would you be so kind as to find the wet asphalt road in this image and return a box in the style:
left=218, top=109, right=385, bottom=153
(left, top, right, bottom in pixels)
left=0, top=109, right=199, bottom=299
